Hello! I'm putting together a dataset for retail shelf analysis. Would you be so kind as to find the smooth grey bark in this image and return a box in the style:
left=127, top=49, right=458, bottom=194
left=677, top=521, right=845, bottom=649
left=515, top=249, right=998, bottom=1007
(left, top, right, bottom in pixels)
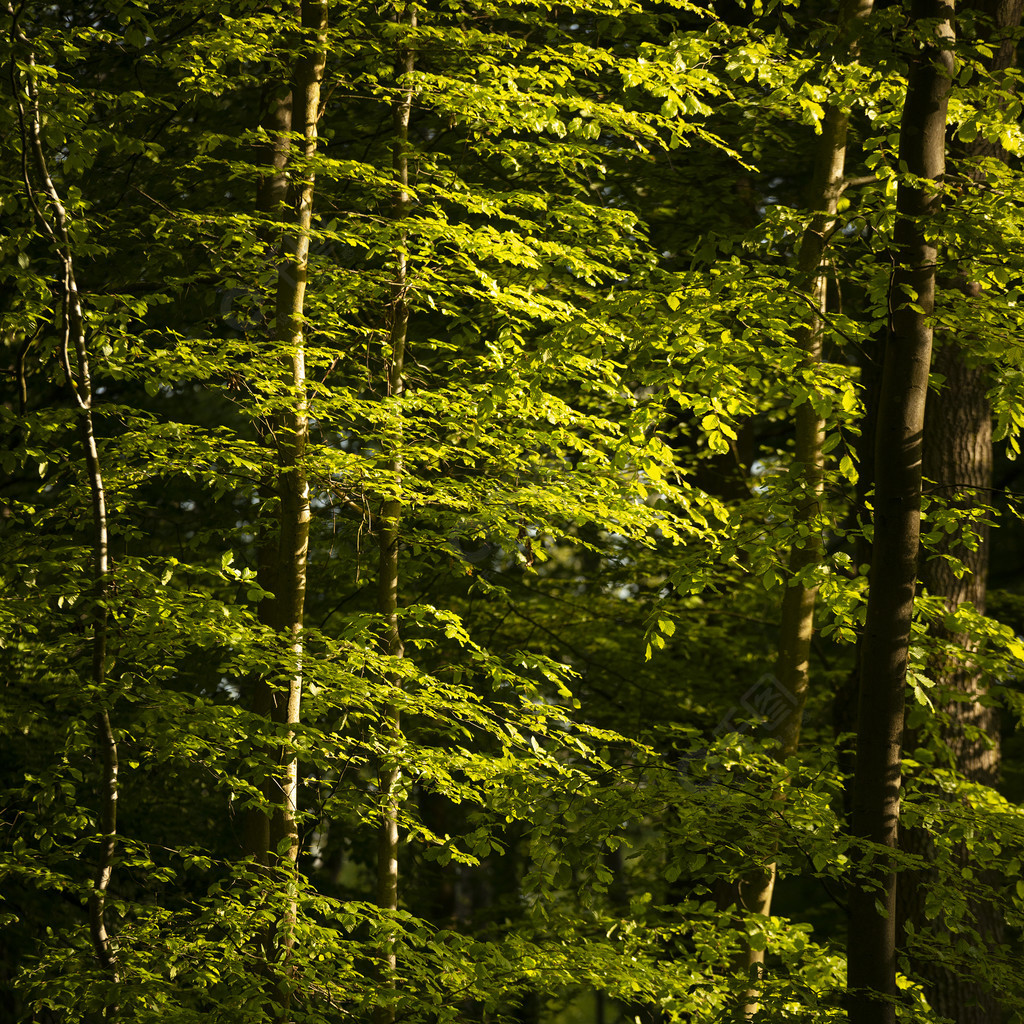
left=375, top=10, right=415, bottom=1023
left=265, top=0, right=326, bottom=876
left=847, top=1, right=954, bottom=1020
left=8, top=6, right=119, bottom=988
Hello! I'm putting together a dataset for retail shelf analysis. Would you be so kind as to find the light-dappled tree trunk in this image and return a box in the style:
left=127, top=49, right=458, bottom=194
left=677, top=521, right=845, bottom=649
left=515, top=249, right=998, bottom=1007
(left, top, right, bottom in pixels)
left=243, top=0, right=327, bottom=985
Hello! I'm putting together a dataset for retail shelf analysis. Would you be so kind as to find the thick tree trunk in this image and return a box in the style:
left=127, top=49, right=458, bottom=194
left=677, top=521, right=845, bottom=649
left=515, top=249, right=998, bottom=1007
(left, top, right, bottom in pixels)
left=735, top=1, right=873, bottom=1015
left=920, top=350, right=996, bottom=778
left=375, top=10, right=415, bottom=1024
left=895, top=3, right=1018, bottom=1018
left=847, top=2, right=954, bottom=1021
left=243, top=0, right=327, bottom=981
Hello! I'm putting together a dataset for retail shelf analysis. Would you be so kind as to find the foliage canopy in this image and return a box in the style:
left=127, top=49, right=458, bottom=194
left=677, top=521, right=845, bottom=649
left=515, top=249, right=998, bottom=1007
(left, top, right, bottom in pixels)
left=4, top=1, right=1024, bottom=1022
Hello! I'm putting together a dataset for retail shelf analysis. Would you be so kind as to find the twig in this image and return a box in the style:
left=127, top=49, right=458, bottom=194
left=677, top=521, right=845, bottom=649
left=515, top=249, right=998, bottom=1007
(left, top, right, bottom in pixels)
left=14, top=323, right=40, bottom=413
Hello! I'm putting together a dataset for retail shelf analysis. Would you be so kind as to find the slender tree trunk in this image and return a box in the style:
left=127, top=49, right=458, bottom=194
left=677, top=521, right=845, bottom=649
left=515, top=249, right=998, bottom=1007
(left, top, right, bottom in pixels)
left=734, top=2, right=873, bottom=1015
left=7, top=7, right=119, bottom=995
left=244, top=59, right=296, bottom=873
left=242, top=0, right=327, bottom=988
left=375, top=9, right=415, bottom=1023
left=847, top=2, right=954, bottom=1021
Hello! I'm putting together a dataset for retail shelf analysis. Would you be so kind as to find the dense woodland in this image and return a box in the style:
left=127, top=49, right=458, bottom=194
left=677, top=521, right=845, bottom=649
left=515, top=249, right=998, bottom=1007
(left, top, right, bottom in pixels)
left=3, top=0, right=1024, bottom=1021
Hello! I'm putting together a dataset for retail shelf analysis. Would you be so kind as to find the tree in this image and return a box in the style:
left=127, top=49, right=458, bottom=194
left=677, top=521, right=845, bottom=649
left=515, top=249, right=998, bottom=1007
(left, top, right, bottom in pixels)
left=847, top=0, right=956, bottom=1019
left=374, top=5, right=414, bottom=1018
left=895, top=1, right=1022, bottom=1019
left=238, top=4, right=327, bottom=1014
left=4, top=1, right=120, bottom=991
left=732, top=0, right=874, bottom=1015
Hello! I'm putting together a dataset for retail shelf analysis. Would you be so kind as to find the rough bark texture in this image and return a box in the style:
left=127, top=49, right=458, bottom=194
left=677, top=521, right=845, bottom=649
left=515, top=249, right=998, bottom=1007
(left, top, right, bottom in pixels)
left=734, top=1, right=874, bottom=1015
left=8, top=7, right=120, bottom=986
left=847, top=1, right=954, bottom=1020
left=375, top=11, right=415, bottom=1024
left=897, top=341, right=999, bottom=1024
left=920, top=341, right=995, bottom=778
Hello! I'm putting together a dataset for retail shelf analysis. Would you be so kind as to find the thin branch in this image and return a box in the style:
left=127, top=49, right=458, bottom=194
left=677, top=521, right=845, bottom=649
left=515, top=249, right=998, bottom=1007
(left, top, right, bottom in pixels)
left=841, top=174, right=881, bottom=191
left=14, top=323, right=40, bottom=413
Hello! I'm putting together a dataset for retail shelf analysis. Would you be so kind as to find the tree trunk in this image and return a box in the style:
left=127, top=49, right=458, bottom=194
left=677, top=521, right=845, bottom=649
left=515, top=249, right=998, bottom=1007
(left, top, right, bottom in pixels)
left=847, top=1, right=954, bottom=1020
left=376, top=9, right=415, bottom=1024
left=243, top=0, right=327, bottom=979
left=734, top=1, right=873, bottom=1015
left=244, top=63, right=296, bottom=873
left=921, top=345, right=996, bottom=776
left=897, top=340, right=999, bottom=1023
left=895, top=3, right=1019, bottom=1018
